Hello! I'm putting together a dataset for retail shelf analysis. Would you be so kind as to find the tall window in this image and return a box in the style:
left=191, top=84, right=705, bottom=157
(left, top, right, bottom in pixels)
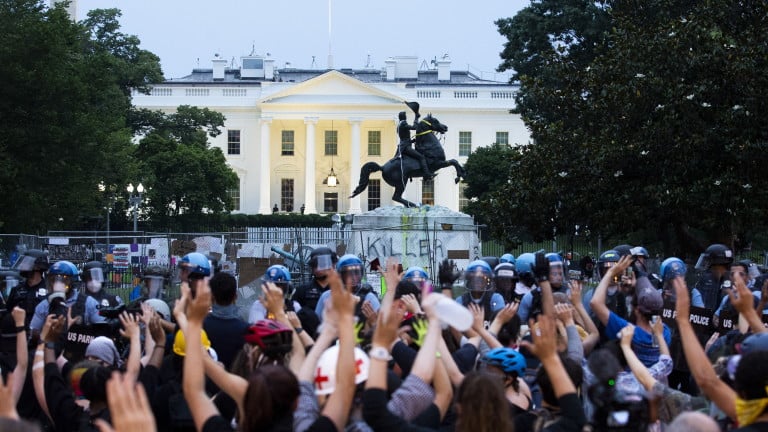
left=281, top=130, right=294, bottom=156
left=368, top=130, right=381, bottom=156
left=367, top=179, right=381, bottom=211
left=324, top=192, right=338, bottom=213
left=458, top=131, right=472, bottom=156
left=422, top=178, right=434, bottom=206
left=496, top=131, right=509, bottom=145
left=458, top=181, right=468, bottom=212
left=325, top=130, right=338, bottom=156
left=281, top=179, right=294, bottom=212
left=227, top=181, right=240, bottom=211
left=227, top=130, right=241, bottom=155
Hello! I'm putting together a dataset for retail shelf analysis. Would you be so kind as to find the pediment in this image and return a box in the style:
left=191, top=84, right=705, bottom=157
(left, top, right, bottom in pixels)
left=259, top=70, right=403, bottom=106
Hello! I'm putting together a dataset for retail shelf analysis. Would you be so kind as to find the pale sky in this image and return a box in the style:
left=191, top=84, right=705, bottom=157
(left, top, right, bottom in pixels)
left=74, top=0, right=529, bottom=81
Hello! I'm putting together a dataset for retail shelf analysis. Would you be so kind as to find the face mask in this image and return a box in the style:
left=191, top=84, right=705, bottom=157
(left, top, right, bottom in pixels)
left=86, top=280, right=102, bottom=294
left=736, top=389, right=768, bottom=427
left=52, top=281, right=67, bottom=293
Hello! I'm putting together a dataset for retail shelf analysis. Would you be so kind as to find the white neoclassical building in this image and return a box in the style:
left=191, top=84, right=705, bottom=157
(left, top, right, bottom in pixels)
left=132, top=55, right=530, bottom=215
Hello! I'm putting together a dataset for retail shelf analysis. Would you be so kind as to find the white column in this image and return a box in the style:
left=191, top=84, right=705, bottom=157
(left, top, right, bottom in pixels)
left=258, top=117, right=272, bottom=214
left=304, top=117, right=319, bottom=214
left=348, top=118, right=362, bottom=214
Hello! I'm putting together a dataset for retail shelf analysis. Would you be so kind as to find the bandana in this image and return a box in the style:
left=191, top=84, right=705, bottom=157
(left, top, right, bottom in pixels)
left=736, top=386, right=768, bottom=427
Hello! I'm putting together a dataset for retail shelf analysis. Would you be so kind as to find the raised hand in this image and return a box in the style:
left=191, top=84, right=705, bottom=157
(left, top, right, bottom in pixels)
left=119, top=311, right=140, bottom=340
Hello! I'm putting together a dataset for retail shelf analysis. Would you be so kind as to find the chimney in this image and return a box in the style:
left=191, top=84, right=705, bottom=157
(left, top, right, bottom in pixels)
left=212, top=55, right=227, bottom=81
left=264, top=57, right=275, bottom=80
left=385, top=58, right=396, bottom=81
left=437, top=55, right=451, bottom=82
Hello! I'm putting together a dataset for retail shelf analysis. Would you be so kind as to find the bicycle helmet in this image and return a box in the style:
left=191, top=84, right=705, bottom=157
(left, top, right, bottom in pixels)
left=482, top=347, right=527, bottom=377
left=244, top=320, right=294, bottom=357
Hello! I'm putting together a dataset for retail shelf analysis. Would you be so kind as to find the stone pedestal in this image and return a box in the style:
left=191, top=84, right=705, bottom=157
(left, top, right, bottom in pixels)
left=348, top=205, right=479, bottom=280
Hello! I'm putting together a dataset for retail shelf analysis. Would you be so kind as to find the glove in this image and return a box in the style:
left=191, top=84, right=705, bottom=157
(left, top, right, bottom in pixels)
left=410, top=318, right=429, bottom=347
left=438, top=259, right=460, bottom=288
left=532, top=252, right=550, bottom=282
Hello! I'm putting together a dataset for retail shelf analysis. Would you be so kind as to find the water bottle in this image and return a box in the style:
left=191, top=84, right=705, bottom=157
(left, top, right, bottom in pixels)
left=433, top=296, right=473, bottom=332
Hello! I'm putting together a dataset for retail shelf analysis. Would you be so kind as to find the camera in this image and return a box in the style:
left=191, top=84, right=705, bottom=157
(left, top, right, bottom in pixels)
left=588, top=349, right=650, bottom=431
left=568, top=269, right=583, bottom=281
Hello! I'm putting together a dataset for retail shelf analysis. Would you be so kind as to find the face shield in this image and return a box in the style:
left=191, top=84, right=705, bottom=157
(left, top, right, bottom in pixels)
left=694, top=253, right=709, bottom=271
left=339, top=265, right=363, bottom=290
left=494, top=269, right=517, bottom=294
left=3, top=275, right=20, bottom=298
left=465, top=270, right=492, bottom=292
left=145, top=276, right=165, bottom=299
left=46, top=274, right=72, bottom=300
left=86, top=267, right=104, bottom=294
left=548, top=262, right=565, bottom=288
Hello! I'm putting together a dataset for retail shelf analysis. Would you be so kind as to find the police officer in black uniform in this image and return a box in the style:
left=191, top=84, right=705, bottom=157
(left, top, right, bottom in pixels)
left=694, top=243, right=734, bottom=310
left=82, top=261, right=122, bottom=309
left=396, top=102, right=434, bottom=179
left=9, top=249, right=49, bottom=327
left=294, top=247, right=337, bottom=312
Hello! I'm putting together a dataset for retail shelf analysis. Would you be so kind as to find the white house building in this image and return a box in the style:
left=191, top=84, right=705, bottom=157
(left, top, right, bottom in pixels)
left=132, top=54, right=530, bottom=215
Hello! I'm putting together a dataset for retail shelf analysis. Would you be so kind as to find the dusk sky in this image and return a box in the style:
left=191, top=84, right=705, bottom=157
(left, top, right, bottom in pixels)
left=76, top=0, right=529, bottom=80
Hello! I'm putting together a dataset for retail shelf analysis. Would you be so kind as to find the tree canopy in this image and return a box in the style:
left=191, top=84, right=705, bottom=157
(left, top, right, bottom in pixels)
left=468, top=0, right=768, bottom=256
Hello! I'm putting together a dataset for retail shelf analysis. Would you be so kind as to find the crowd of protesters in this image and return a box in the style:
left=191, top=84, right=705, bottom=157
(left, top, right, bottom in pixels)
left=0, top=243, right=767, bottom=432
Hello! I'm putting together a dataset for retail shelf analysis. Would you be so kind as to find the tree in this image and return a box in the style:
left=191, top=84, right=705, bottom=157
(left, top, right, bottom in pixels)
left=131, top=106, right=238, bottom=230
left=491, top=0, right=768, bottom=257
left=0, top=1, right=162, bottom=232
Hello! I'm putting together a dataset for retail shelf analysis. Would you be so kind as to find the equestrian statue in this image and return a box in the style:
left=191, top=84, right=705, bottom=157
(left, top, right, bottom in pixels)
left=349, top=102, right=467, bottom=208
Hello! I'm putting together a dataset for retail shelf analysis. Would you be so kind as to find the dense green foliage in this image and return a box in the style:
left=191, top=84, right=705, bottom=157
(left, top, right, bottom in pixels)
left=465, top=0, right=768, bottom=257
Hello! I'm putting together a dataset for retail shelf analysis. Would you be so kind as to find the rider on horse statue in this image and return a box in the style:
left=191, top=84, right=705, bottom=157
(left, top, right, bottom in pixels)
left=397, top=102, right=435, bottom=180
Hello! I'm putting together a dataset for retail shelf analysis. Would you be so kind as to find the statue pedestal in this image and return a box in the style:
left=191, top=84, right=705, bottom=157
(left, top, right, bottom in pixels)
left=348, top=205, right=479, bottom=286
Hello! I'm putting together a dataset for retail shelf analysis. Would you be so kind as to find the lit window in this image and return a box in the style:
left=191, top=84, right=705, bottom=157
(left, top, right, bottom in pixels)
left=459, top=131, right=472, bottom=156
left=281, top=130, right=294, bottom=156
left=368, top=179, right=380, bottom=211
left=325, top=130, right=338, bottom=156
left=227, top=130, right=241, bottom=155
left=281, top=179, right=294, bottom=212
left=368, top=130, right=381, bottom=156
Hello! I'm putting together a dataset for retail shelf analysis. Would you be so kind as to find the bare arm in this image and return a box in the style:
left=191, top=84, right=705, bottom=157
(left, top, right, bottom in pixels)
left=569, top=281, right=600, bottom=355
left=729, top=278, right=767, bottom=334
left=437, top=335, right=464, bottom=387
left=674, top=277, right=737, bottom=420
left=619, top=325, right=657, bottom=391
left=119, top=312, right=142, bottom=382
left=468, top=303, right=502, bottom=350
left=298, top=321, right=338, bottom=382
left=489, top=302, right=519, bottom=338
left=590, top=256, right=632, bottom=325
left=433, top=354, right=453, bottom=421
left=11, top=307, right=27, bottom=402
left=202, top=354, right=247, bottom=415
left=140, top=303, right=156, bottom=366
left=261, top=282, right=307, bottom=374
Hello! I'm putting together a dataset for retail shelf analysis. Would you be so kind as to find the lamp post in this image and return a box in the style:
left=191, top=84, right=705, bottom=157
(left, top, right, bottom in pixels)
left=98, top=182, right=114, bottom=250
left=127, top=182, right=144, bottom=237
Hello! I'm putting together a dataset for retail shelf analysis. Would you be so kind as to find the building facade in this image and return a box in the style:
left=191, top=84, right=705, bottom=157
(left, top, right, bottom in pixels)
left=132, top=55, right=530, bottom=215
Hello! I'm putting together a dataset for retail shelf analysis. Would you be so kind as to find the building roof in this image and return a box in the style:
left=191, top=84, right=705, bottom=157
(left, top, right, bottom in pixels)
left=167, top=67, right=514, bottom=87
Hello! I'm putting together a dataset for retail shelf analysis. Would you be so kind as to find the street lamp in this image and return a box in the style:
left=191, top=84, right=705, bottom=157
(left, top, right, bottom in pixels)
left=127, top=182, right=144, bottom=235
left=98, top=182, right=115, bottom=250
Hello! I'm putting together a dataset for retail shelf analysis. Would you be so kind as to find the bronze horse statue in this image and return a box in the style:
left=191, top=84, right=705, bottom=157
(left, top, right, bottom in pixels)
left=350, top=114, right=466, bottom=208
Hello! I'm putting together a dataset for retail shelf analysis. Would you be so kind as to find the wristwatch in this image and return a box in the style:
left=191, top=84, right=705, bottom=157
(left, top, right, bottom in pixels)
left=369, top=346, right=391, bottom=361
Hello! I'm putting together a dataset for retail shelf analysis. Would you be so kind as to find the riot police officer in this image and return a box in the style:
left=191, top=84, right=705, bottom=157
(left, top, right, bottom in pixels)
left=694, top=243, right=734, bottom=310
left=294, top=247, right=337, bottom=312
left=82, top=261, right=122, bottom=310
left=9, top=249, right=49, bottom=326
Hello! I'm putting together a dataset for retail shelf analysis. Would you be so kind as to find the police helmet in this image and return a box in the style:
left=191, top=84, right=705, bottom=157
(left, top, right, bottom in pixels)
left=81, top=261, right=105, bottom=283
left=336, top=254, right=363, bottom=289
left=309, top=247, right=338, bottom=269
left=515, top=253, right=536, bottom=276
left=500, top=253, right=516, bottom=265
left=612, top=244, right=633, bottom=257
left=13, top=249, right=49, bottom=274
left=0, top=270, right=22, bottom=294
left=596, top=250, right=621, bottom=279
left=659, top=257, right=686, bottom=282
left=179, top=252, right=211, bottom=278
left=403, top=266, right=429, bottom=284
left=465, top=260, right=493, bottom=292
left=695, top=243, right=733, bottom=271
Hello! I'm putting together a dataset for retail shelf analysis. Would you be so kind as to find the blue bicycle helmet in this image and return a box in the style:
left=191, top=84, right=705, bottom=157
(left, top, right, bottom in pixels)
left=465, top=260, right=493, bottom=291
left=179, top=252, right=211, bottom=277
left=482, top=347, right=527, bottom=377
left=500, top=253, right=516, bottom=265
left=659, top=257, right=686, bottom=282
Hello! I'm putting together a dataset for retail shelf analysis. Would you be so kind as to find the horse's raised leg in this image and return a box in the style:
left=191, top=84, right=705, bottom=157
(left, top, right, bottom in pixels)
left=392, top=185, right=419, bottom=208
left=448, top=159, right=466, bottom=184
